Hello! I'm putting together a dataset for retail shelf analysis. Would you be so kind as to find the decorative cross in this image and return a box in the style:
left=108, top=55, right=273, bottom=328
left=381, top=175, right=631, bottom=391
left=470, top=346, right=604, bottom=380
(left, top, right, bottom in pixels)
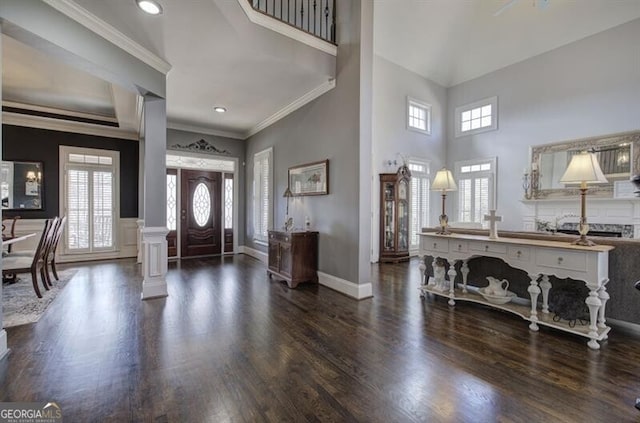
left=484, top=209, right=502, bottom=239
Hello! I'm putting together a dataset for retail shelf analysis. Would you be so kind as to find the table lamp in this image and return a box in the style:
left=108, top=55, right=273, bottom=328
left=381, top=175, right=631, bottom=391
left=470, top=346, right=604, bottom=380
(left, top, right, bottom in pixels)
left=559, top=152, right=608, bottom=246
left=431, top=168, right=458, bottom=235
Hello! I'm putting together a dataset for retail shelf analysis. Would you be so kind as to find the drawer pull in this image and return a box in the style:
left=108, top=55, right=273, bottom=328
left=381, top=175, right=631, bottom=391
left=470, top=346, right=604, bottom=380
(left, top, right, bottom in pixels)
left=458, top=244, right=462, bottom=250
left=557, top=257, right=563, bottom=264
left=285, top=237, right=289, bottom=242
left=484, top=245, right=489, bottom=251
left=517, top=250, right=522, bottom=257
left=433, top=242, right=437, bottom=249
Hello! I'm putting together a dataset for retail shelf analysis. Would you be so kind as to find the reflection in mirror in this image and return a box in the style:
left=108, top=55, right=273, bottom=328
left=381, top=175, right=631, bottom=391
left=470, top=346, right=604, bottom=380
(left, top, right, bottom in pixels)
left=1, top=161, right=44, bottom=210
left=530, top=131, right=640, bottom=199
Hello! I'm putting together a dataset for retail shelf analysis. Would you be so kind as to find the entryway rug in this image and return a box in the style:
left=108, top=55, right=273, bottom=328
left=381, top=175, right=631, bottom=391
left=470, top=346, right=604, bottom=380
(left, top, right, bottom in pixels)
left=2, top=268, right=77, bottom=328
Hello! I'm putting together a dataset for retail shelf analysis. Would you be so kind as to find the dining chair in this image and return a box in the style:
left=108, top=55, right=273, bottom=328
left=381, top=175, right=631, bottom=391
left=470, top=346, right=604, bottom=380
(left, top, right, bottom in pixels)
left=2, top=216, right=21, bottom=253
left=2, top=218, right=54, bottom=298
left=46, top=216, right=67, bottom=282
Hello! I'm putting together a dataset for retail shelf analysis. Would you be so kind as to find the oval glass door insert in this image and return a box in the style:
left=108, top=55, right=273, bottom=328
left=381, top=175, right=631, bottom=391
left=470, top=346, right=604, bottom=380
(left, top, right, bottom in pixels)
left=192, top=182, right=211, bottom=227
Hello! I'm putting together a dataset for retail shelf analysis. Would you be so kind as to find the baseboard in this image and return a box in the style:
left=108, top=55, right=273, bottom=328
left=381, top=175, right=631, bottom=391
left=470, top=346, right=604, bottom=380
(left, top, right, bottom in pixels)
left=239, top=245, right=267, bottom=263
left=607, top=318, right=640, bottom=335
left=317, top=271, right=373, bottom=300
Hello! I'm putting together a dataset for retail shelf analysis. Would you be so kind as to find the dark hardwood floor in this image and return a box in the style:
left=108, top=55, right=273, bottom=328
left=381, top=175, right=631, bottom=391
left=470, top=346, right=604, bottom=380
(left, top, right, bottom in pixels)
left=1, top=255, right=639, bottom=422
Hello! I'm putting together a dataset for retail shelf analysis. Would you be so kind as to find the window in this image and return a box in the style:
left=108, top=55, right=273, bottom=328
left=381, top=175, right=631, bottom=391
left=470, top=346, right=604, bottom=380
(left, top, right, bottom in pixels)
left=253, top=148, right=272, bottom=243
left=224, top=176, right=233, bottom=230
left=455, top=158, right=497, bottom=225
left=455, top=96, right=498, bottom=137
left=407, top=97, right=431, bottom=135
left=408, top=159, right=430, bottom=253
left=61, top=146, right=119, bottom=253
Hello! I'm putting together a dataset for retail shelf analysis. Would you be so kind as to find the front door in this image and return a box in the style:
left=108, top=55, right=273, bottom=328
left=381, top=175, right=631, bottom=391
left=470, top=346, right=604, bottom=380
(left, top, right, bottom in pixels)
left=180, top=169, right=221, bottom=257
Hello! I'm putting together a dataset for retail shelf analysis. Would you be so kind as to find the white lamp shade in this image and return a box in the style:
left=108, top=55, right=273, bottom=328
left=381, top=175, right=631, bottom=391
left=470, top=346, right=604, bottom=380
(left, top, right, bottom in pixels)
left=559, top=152, right=608, bottom=184
left=432, top=169, right=458, bottom=191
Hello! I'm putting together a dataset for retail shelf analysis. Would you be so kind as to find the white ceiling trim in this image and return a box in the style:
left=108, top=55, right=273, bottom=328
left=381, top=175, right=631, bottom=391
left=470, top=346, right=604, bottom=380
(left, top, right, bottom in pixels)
left=42, top=0, right=172, bottom=75
left=236, top=0, right=337, bottom=56
left=167, top=122, right=245, bottom=140
left=245, top=78, right=336, bottom=138
left=3, top=112, right=139, bottom=140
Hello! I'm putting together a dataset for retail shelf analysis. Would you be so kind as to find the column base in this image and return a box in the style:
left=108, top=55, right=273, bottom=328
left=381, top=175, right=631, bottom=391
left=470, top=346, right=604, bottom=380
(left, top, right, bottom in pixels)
left=141, top=279, right=168, bottom=300
left=141, top=226, right=169, bottom=301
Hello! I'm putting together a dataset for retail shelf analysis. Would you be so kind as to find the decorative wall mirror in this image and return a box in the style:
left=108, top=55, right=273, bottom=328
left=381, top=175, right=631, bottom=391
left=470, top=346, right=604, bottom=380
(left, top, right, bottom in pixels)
left=1, top=160, right=44, bottom=210
left=529, top=131, right=640, bottom=199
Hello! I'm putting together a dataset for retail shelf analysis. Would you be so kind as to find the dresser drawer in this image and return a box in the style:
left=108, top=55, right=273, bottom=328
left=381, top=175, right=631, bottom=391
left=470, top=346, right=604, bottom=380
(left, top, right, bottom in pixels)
left=423, top=238, right=449, bottom=253
left=451, top=241, right=468, bottom=253
left=508, top=246, right=531, bottom=262
left=269, top=231, right=291, bottom=243
left=536, top=248, right=587, bottom=272
left=469, top=241, right=507, bottom=254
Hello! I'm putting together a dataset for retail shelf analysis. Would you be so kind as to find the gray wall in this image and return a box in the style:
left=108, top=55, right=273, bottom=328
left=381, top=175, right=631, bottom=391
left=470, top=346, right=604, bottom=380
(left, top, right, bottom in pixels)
left=245, top=0, right=364, bottom=284
left=167, top=128, right=246, bottom=245
left=372, top=55, right=448, bottom=259
left=446, top=18, right=640, bottom=230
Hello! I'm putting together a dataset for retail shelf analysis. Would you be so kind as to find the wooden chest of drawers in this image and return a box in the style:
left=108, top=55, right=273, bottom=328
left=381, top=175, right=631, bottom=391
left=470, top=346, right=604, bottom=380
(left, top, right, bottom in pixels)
left=267, top=230, right=318, bottom=288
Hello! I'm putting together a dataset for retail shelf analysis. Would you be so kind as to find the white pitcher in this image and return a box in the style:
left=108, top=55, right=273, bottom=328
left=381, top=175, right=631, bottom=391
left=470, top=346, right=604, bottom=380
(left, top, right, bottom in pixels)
left=486, top=276, right=509, bottom=297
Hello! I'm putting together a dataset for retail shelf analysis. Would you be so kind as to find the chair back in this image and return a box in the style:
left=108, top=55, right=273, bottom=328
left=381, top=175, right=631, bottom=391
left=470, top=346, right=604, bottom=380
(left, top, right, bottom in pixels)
left=30, top=218, right=54, bottom=267
left=2, top=216, right=21, bottom=239
left=47, top=216, right=67, bottom=260
left=39, top=217, right=60, bottom=262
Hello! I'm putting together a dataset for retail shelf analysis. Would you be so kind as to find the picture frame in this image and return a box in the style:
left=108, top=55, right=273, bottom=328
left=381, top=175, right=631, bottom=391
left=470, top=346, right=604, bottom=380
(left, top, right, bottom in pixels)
left=288, top=159, right=329, bottom=196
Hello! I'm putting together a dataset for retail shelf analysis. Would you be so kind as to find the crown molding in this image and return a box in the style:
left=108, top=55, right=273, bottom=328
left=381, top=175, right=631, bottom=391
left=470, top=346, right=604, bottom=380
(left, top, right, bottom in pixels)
left=2, top=112, right=139, bottom=140
left=167, top=121, right=245, bottom=140
left=236, top=0, right=337, bottom=56
left=246, top=78, right=335, bottom=138
left=42, top=0, right=172, bottom=75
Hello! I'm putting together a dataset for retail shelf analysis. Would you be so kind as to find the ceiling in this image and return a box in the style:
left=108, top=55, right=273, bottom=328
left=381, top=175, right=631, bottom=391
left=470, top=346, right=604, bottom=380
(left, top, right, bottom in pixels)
left=2, top=0, right=333, bottom=139
left=374, top=0, right=640, bottom=87
left=4, top=0, right=640, bottom=139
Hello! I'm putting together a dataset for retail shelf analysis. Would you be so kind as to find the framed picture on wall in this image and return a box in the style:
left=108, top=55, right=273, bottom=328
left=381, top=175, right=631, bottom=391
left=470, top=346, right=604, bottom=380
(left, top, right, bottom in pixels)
left=288, top=159, right=329, bottom=196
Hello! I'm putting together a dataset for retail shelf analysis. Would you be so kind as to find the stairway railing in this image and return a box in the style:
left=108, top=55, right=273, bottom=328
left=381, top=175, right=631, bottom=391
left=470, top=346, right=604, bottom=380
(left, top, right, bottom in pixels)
left=249, top=0, right=336, bottom=44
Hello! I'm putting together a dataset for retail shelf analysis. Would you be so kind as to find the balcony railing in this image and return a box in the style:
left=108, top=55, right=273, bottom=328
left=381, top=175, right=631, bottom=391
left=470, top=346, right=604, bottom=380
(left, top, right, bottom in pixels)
left=249, top=0, right=336, bottom=44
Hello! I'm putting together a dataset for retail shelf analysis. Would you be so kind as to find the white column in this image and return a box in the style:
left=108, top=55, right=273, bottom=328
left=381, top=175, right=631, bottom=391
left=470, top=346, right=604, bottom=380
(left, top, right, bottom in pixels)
left=136, top=219, right=144, bottom=265
left=141, top=95, right=168, bottom=300
left=0, top=25, right=8, bottom=359
left=141, top=226, right=169, bottom=299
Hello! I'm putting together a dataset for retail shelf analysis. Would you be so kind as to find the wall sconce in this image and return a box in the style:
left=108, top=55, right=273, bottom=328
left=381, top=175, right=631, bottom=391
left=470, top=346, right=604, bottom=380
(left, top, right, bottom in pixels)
left=26, top=171, right=37, bottom=182
left=559, top=151, right=608, bottom=246
left=431, top=168, right=458, bottom=235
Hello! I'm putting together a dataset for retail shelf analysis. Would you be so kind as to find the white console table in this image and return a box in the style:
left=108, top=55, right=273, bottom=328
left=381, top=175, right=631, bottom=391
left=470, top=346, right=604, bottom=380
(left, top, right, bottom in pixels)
left=418, top=233, right=614, bottom=349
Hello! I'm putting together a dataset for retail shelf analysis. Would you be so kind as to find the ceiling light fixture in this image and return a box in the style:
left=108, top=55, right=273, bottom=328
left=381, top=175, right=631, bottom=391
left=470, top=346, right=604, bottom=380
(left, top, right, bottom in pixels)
left=214, top=107, right=227, bottom=113
left=136, top=0, right=163, bottom=15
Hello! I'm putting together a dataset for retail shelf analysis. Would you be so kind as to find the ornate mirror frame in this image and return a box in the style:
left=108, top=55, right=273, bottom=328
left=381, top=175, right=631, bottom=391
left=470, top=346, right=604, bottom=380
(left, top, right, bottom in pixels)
left=530, top=131, right=640, bottom=199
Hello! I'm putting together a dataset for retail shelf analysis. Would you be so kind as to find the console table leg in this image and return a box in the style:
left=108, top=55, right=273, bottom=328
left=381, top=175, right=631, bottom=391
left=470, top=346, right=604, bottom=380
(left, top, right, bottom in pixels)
left=461, top=260, right=469, bottom=294
left=447, top=259, right=457, bottom=306
left=540, top=275, right=552, bottom=314
left=597, top=279, right=610, bottom=337
left=586, top=288, right=603, bottom=350
left=419, top=256, right=427, bottom=298
left=528, top=273, right=541, bottom=331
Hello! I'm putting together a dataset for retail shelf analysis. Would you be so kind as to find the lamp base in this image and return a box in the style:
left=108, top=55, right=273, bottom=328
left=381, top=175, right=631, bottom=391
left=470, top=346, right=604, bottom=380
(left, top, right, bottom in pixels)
left=436, top=228, right=452, bottom=235
left=571, top=235, right=596, bottom=247
left=436, top=214, right=452, bottom=235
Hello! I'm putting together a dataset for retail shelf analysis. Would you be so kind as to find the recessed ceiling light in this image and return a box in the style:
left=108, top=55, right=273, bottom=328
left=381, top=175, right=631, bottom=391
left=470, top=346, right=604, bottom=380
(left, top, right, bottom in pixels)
left=136, top=0, right=163, bottom=15
left=214, top=107, right=227, bottom=113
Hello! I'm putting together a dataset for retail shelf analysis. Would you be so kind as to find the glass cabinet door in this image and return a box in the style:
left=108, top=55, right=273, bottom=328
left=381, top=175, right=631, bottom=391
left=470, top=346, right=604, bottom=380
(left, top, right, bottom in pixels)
left=383, top=182, right=395, bottom=250
left=397, top=180, right=409, bottom=251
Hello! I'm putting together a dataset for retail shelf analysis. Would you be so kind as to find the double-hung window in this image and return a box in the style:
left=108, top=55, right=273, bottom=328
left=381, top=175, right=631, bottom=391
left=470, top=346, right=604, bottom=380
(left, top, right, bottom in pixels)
left=455, top=96, right=498, bottom=137
left=455, top=158, right=497, bottom=225
left=61, top=146, right=119, bottom=253
left=253, top=148, right=272, bottom=243
left=407, top=97, right=432, bottom=135
left=408, top=159, right=430, bottom=253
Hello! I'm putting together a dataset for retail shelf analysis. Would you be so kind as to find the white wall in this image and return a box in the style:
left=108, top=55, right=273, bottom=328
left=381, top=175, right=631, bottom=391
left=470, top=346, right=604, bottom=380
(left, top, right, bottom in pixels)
left=446, top=19, right=640, bottom=230
left=372, top=55, right=447, bottom=260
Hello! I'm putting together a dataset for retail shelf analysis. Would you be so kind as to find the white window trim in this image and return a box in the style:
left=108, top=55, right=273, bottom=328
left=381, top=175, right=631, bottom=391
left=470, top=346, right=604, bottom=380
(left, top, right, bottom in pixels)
left=407, top=97, right=432, bottom=135
left=59, top=145, right=120, bottom=255
left=454, top=157, right=498, bottom=225
left=454, top=96, right=498, bottom=138
left=407, top=157, right=430, bottom=255
left=253, top=147, right=273, bottom=245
